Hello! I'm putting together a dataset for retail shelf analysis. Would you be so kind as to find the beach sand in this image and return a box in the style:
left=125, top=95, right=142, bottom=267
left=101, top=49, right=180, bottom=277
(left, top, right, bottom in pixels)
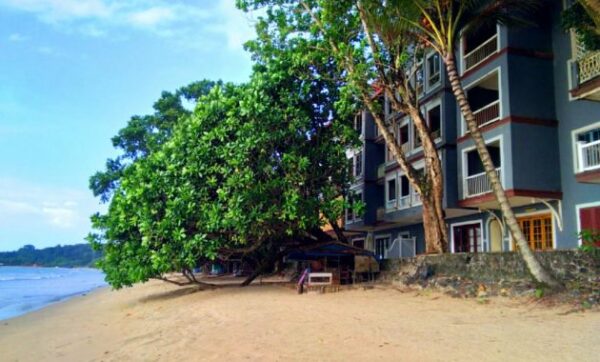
left=0, top=279, right=598, bottom=362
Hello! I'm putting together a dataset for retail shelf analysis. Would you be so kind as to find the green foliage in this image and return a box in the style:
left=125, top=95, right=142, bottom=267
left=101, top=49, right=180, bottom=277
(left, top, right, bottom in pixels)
left=534, top=286, right=545, bottom=299
left=90, top=80, right=221, bottom=203
left=578, top=229, right=600, bottom=258
left=90, top=38, right=357, bottom=288
left=562, top=2, right=600, bottom=51
left=0, top=244, right=101, bottom=268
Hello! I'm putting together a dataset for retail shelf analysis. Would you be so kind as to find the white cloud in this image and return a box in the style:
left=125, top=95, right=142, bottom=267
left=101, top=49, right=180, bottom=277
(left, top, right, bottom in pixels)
left=128, top=6, right=175, bottom=27
left=8, top=33, right=28, bottom=42
left=42, top=206, right=76, bottom=228
left=0, top=0, right=259, bottom=52
left=0, top=178, right=102, bottom=231
left=1, top=0, right=112, bottom=22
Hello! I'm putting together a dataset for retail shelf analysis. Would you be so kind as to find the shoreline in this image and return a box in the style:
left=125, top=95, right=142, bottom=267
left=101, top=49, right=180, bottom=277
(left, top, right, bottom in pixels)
left=0, top=266, right=107, bottom=321
left=1, top=279, right=599, bottom=361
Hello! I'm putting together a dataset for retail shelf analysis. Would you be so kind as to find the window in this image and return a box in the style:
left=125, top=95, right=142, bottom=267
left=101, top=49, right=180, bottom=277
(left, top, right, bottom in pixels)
left=399, top=123, right=410, bottom=152
left=515, top=214, right=553, bottom=251
left=453, top=223, right=482, bottom=253
left=354, top=114, right=363, bottom=137
left=466, top=145, right=501, bottom=176
left=386, top=177, right=397, bottom=208
left=427, top=105, right=441, bottom=139
left=354, top=151, right=363, bottom=177
left=427, top=53, right=441, bottom=88
left=399, top=175, right=410, bottom=209
left=580, top=206, right=600, bottom=231
left=353, top=239, right=365, bottom=249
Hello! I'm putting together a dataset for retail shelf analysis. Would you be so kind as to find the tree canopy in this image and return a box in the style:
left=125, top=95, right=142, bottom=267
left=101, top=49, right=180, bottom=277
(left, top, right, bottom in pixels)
left=89, top=38, right=358, bottom=288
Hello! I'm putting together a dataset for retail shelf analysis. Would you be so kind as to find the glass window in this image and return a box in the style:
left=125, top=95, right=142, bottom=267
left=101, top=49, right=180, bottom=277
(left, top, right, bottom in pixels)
left=577, top=128, right=600, bottom=143
left=427, top=53, right=441, bottom=86
left=428, top=105, right=441, bottom=138
left=399, top=124, right=409, bottom=145
left=400, top=175, right=410, bottom=197
left=387, top=178, right=397, bottom=202
left=354, top=151, right=363, bottom=177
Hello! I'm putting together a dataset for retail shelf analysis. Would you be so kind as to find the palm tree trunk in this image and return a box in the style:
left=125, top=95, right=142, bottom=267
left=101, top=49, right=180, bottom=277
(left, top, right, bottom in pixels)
left=443, top=52, right=561, bottom=288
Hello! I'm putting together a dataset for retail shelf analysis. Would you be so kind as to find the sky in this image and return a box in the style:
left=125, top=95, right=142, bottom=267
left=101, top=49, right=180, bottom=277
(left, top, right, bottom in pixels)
left=0, top=0, right=258, bottom=251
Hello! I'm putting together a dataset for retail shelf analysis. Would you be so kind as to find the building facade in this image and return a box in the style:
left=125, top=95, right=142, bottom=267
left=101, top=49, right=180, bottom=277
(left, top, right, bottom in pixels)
left=345, top=0, right=600, bottom=259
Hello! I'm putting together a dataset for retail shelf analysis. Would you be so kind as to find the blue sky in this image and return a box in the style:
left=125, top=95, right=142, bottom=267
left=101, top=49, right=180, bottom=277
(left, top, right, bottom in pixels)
left=0, top=0, right=256, bottom=251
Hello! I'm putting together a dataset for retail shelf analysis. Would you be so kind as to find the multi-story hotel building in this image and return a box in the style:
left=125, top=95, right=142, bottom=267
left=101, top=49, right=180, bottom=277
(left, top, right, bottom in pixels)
left=345, top=1, right=600, bottom=259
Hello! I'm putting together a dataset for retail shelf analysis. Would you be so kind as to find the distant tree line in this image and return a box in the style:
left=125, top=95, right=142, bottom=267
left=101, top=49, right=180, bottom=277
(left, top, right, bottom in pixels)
left=0, top=244, right=102, bottom=268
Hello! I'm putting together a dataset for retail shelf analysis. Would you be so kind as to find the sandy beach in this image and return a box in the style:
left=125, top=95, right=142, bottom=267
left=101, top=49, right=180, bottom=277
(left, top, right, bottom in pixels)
left=0, top=279, right=598, bottom=362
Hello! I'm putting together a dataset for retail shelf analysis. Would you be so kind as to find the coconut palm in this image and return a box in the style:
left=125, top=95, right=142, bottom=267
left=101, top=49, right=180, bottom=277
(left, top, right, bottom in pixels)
left=401, top=0, right=561, bottom=288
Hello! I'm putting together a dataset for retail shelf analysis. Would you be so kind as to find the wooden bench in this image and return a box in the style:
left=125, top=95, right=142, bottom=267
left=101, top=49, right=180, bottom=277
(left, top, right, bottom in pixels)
left=307, top=272, right=333, bottom=286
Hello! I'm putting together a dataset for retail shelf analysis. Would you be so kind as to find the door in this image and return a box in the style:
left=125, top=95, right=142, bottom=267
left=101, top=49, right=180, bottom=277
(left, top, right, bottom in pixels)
left=489, top=219, right=503, bottom=252
left=453, top=223, right=481, bottom=253
left=516, top=214, right=553, bottom=251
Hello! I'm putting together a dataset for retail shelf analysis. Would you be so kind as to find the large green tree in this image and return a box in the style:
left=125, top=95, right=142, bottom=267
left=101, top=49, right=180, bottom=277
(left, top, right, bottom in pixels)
left=89, top=49, right=357, bottom=288
left=90, top=80, right=220, bottom=203
left=239, top=0, right=450, bottom=253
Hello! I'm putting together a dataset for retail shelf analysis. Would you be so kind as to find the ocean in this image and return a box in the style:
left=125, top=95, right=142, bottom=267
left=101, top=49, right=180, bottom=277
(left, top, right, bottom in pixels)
left=0, top=266, right=107, bottom=321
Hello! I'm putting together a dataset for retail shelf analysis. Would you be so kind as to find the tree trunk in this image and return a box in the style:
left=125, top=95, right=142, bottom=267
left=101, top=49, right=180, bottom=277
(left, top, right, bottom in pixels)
left=444, top=53, right=561, bottom=288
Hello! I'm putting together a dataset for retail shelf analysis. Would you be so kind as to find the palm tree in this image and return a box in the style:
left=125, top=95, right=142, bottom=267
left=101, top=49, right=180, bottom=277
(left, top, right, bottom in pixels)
left=404, top=0, right=561, bottom=288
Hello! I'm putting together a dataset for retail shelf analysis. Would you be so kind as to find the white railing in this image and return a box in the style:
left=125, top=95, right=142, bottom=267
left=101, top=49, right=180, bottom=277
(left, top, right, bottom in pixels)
left=577, top=51, right=600, bottom=84
left=386, top=199, right=397, bottom=209
left=411, top=192, right=422, bottom=205
left=473, top=100, right=500, bottom=128
left=578, top=140, right=600, bottom=172
left=384, top=237, right=417, bottom=259
left=398, top=195, right=411, bottom=209
left=464, top=168, right=501, bottom=197
left=464, top=34, right=498, bottom=71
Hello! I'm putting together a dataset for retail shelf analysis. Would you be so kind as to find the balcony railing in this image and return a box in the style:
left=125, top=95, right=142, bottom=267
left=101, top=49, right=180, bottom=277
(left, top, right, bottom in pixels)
left=398, top=195, right=411, bottom=209
left=411, top=192, right=422, bottom=205
left=384, top=237, right=417, bottom=259
left=384, top=194, right=418, bottom=213
left=472, top=100, right=500, bottom=129
left=464, top=168, right=501, bottom=197
left=578, top=51, right=600, bottom=84
left=578, top=140, right=600, bottom=172
left=464, top=34, right=498, bottom=72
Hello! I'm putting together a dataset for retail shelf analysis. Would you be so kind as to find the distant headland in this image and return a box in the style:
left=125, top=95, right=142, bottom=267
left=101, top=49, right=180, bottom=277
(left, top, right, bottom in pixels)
left=0, top=244, right=101, bottom=268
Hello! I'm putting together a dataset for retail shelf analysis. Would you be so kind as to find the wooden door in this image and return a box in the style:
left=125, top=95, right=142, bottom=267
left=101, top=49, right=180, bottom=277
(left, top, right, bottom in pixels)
left=453, top=223, right=481, bottom=253
left=516, top=214, right=553, bottom=251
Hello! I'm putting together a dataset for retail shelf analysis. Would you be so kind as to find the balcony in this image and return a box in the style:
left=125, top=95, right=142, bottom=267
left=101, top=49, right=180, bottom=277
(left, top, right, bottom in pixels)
left=398, top=195, right=411, bottom=209
left=571, top=51, right=600, bottom=101
left=464, top=70, right=500, bottom=133
left=473, top=100, right=500, bottom=128
left=464, top=33, right=498, bottom=73
left=576, top=140, right=600, bottom=183
left=464, top=168, right=501, bottom=197
left=578, top=140, right=600, bottom=172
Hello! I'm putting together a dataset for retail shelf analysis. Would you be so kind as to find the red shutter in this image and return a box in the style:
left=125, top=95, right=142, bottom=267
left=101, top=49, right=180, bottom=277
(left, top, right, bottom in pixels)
left=580, top=206, right=600, bottom=231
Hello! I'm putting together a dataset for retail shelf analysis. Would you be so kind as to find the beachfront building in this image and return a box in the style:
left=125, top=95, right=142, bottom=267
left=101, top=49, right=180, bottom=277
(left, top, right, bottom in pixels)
left=344, top=1, right=600, bottom=259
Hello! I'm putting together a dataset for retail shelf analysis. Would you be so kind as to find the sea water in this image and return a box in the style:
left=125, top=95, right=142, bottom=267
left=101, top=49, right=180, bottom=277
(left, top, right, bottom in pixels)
left=0, top=266, right=106, bottom=320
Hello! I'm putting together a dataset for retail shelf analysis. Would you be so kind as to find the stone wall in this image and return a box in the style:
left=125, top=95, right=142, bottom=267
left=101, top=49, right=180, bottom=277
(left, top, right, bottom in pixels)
left=381, top=250, right=599, bottom=284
